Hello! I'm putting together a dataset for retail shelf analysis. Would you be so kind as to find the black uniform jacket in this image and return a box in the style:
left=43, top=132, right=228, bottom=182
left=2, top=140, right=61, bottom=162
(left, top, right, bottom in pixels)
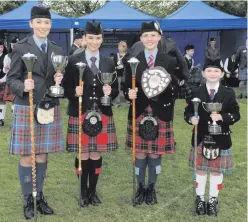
left=184, top=84, right=240, bottom=150
left=63, top=51, right=118, bottom=117
left=123, top=51, right=179, bottom=122
left=7, top=36, right=62, bottom=105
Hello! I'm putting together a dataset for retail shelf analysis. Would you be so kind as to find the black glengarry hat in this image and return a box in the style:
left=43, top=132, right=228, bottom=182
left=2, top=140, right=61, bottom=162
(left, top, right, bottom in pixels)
left=140, top=21, right=161, bottom=35
left=203, top=61, right=223, bottom=72
left=85, top=21, right=103, bottom=35
left=210, top=37, right=216, bottom=41
left=11, top=36, right=19, bottom=44
left=185, top=44, right=194, bottom=51
left=31, top=6, right=51, bottom=20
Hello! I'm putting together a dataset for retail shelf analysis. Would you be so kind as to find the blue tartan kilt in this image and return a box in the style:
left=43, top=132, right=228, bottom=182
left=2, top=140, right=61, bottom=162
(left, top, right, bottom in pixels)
left=9, top=104, right=64, bottom=156
left=238, top=68, right=247, bottom=81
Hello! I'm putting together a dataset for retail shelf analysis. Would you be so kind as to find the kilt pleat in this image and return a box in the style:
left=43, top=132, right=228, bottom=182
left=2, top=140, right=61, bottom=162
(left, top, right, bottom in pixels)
left=9, top=105, right=64, bottom=155
left=189, top=142, right=233, bottom=174
left=66, top=114, right=118, bottom=153
left=125, top=106, right=175, bottom=155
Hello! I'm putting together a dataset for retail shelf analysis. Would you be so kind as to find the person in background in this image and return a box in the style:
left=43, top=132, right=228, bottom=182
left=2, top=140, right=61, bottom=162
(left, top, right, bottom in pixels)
left=73, top=35, right=86, bottom=55
left=223, top=52, right=238, bottom=87
left=235, top=39, right=247, bottom=99
left=112, top=41, right=128, bottom=107
left=205, top=38, right=220, bottom=67
left=184, top=44, right=201, bottom=89
left=0, top=40, right=8, bottom=126
left=2, top=36, right=20, bottom=111
left=69, top=31, right=83, bottom=55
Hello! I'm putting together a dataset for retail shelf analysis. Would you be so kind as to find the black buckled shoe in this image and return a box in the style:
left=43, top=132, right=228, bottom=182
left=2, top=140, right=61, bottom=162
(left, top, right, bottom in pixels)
left=133, top=183, right=146, bottom=206
left=24, top=195, right=34, bottom=220
left=207, top=197, right=218, bottom=216
left=145, top=184, right=157, bottom=205
left=89, top=192, right=101, bottom=206
left=37, top=192, right=54, bottom=215
left=80, top=189, right=89, bottom=208
left=195, top=195, right=206, bottom=215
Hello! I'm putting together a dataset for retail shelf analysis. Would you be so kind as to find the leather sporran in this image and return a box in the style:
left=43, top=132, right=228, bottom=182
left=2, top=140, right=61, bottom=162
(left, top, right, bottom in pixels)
left=202, top=136, right=220, bottom=160
left=139, top=116, right=158, bottom=141
left=83, top=110, right=102, bottom=137
left=34, top=97, right=56, bottom=125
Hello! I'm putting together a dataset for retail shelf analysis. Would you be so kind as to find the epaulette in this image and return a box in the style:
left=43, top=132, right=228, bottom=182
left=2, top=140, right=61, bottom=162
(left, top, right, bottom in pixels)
left=17, top=37, right=29, bottom=44
left=50, top=41, right=57, bottom=46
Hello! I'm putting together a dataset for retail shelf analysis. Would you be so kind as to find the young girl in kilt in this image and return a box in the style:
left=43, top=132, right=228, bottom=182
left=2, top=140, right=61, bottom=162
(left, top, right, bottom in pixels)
left=184, top=62, right=240, bottom=216
left=7, top=6, right=64, bottom=220
left=124, top=21, right=181, bottom=206
left=0, top=41, right=8, bottom=126
left=63, top=21, right=118, bottom=208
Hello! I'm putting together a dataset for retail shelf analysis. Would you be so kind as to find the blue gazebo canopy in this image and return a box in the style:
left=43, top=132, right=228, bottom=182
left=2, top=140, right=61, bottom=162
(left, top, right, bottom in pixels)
left=161, top=1, right=247, bottom=30
left=72, top=0, right=160, bottom=29
left=0, top=0, right=72, bottom=30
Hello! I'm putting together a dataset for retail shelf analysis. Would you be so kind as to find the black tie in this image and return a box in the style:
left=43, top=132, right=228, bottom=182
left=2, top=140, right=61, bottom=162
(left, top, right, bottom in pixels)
left=90, top=56, right=98, bottom=75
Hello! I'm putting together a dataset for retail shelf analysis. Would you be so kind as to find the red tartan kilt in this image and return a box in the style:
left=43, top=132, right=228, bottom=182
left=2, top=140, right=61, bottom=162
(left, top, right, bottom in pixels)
left=66, top=114, right=118, bottom=153
left=3, top=85, right=15, bottom=102
left=0, top=82, right=6, bottom=101
left=125, top=107, right=175, bottom=155
left=189, top=142, right=233, bottom=174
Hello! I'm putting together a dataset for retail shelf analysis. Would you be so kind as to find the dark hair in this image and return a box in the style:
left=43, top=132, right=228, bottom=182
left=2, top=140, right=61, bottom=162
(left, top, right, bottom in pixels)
left=0, top=40, right=8, bottom=55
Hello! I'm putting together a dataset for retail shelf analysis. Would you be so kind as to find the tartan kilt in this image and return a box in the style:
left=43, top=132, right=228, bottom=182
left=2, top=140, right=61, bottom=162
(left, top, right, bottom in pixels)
left=189, top=142, right=233, bottom=174
left=3, top=85, right=15, bottom=102
left=125, top=106, right=175, bottom=155
left=0, top=82, right=6, bottom=102
left=66, top=114, right=118, bottom=153
left=238, top=68, right=247, bottom=81
left=9, top=104, right=64, bottom=155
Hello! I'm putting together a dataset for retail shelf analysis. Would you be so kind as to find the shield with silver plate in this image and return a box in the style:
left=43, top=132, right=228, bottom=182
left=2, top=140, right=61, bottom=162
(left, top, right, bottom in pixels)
left=141, top=66, right=171, bottom=99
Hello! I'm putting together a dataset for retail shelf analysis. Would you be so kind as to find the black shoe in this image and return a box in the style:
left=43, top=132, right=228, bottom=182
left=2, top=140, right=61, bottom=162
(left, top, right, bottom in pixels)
left=0, top=119, right=4, bottom=126
left=133, top=183, right=146, bottom=206
left=80, top=189, right=89, bottom=208
left=207, top=197, right=218, bottom=216
left=195, top=195, right=206, bottom=215
left=89, top=192, right=101, bottom=206
left=145, top=184, right=157, bottom=205
left=24, top=195, right=34, bottom=220
left=37, top=192, right=54, bottom=215
left=236, top=93, right=243, bottom=99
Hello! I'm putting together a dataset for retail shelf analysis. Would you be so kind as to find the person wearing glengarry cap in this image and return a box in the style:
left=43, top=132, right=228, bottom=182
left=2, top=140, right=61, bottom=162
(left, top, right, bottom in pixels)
left=7, top=6, right=64, bottom=220
left=204, top=37, right=221, bottom=67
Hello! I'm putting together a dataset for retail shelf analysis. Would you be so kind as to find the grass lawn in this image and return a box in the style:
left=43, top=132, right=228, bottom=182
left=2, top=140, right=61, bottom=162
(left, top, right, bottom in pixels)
left=0, top=98, right=246, bottom=222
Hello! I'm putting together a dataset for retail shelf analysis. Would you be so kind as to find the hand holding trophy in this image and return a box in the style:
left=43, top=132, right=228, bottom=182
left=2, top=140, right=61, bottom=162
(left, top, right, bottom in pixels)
left=48, top=52, right=68, bottom=98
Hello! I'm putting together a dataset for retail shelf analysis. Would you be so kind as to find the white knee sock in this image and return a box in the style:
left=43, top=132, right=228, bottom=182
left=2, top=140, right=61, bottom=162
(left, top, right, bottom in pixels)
left=0, top=104, right=6, bottom=120
left=196, top=173, right=207, bottom=201
left=209, top=173, right=223, bottom=198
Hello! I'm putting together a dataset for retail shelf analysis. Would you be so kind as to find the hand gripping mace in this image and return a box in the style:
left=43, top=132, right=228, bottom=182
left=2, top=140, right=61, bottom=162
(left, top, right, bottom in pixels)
left=75, top=62, right=87, bottom=207
left=127, top=57, right=140, bottom=206
left=22, top=53, right=38, bottom=221
left=191, top=97, right=201, bottom=215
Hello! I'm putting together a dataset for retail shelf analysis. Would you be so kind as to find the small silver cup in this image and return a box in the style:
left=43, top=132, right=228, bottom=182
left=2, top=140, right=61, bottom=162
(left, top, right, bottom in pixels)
left=97, top=72, right=117, bottom=106
left=202, top=102, right=223, bottom=135
left=49, top=52, right=68, bottom=98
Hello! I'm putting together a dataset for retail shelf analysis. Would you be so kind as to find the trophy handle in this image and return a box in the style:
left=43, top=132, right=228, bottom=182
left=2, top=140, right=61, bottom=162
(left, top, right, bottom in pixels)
left=96, top=71, right=104, bottom=85
left=201, top=102, right=209, bottom=113
left=111, top=71, right=117, bottom=86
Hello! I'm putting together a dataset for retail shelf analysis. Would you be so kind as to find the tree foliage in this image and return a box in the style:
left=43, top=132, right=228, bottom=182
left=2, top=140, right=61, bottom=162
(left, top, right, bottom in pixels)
left=0, top=0, right=246, bottom=18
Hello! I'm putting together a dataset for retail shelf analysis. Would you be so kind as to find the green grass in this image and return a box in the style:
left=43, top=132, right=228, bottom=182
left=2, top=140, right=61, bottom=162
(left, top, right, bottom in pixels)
left=0, top=98, right=246, bottom=222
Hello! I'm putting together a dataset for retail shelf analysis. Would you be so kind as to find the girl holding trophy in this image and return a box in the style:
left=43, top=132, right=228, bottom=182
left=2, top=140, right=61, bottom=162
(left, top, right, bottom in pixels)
left=184, top=62, right=240, bottom=216
left=7, top=6, right=64, bottom=220
left=63, top=21, right=118, bottom=208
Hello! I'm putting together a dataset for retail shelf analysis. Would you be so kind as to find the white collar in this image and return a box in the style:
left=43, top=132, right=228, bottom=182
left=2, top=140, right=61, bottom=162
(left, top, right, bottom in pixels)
left=206, top=82, right=220, bottom=94
left=185, top=54, right=192, bottom=60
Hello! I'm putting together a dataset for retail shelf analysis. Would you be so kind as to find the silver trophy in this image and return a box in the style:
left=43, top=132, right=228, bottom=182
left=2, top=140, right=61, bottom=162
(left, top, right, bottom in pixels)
left=97, top=72, right=117, bottom=106
left=49, top=52, right=68, bottom=98
left=202, top=102, right=223, bottom=135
